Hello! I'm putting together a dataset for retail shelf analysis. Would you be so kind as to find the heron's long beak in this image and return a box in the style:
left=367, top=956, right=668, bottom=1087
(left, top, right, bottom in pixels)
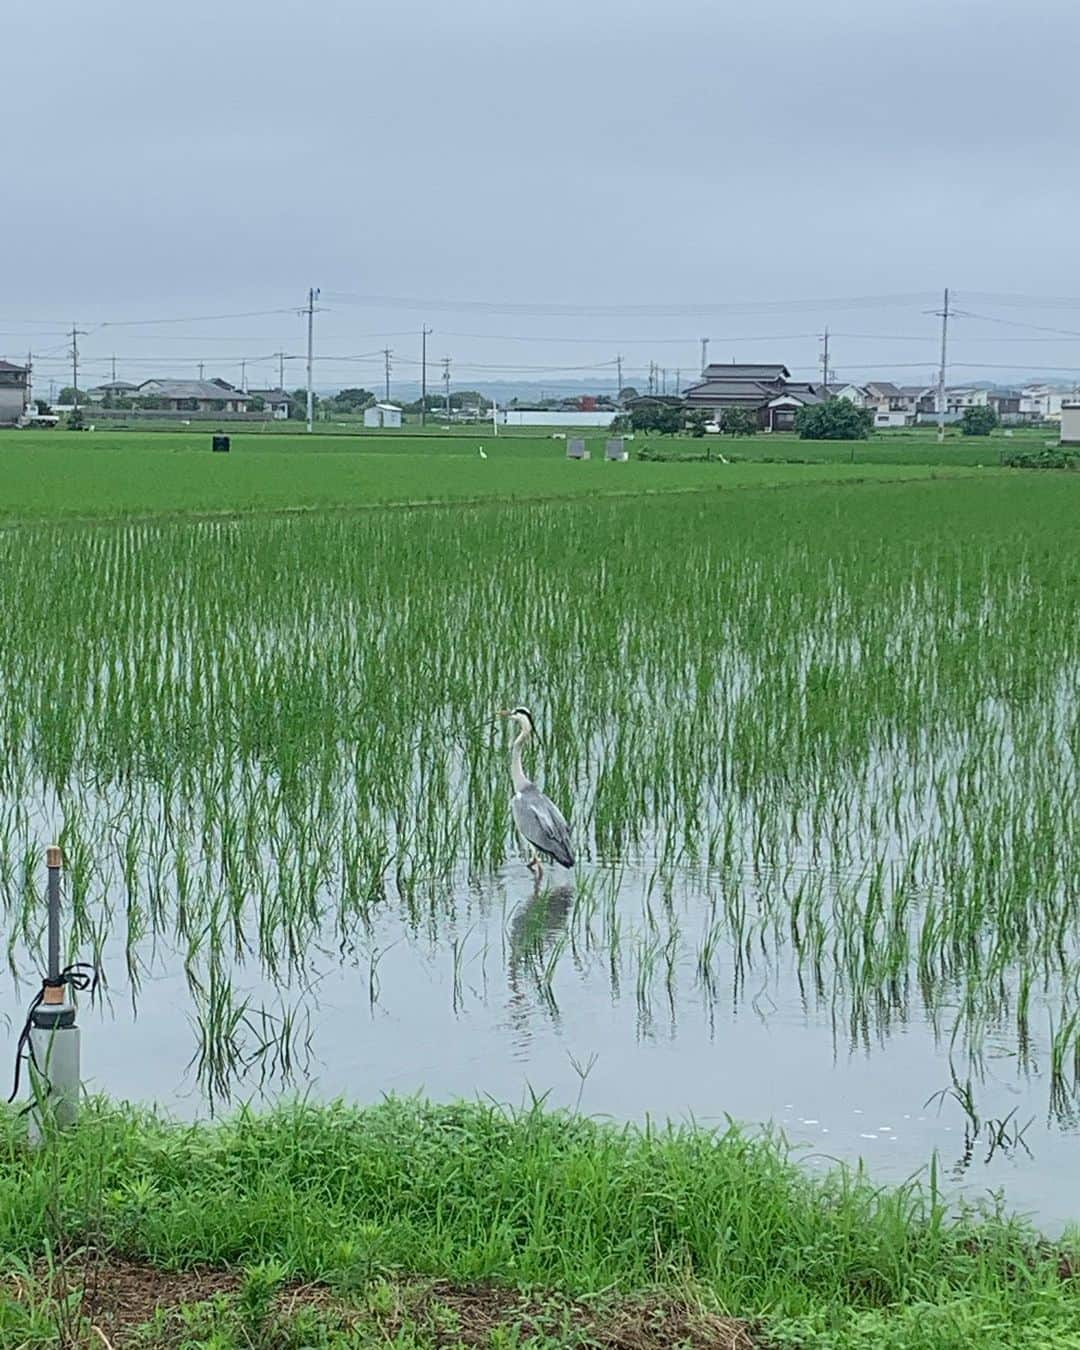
left=495, top=709, right=510, bottom=719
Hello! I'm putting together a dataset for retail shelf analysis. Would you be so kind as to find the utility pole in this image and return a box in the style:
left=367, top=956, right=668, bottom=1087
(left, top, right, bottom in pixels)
left=615, top=353, right=623, bottom=401
left=240, top=358, right=247, bottom=392
left=69, top=324, right=86, bottom=409
left=111, top=354, right=117, bottom=384
left=700, top=337, right=709, bottom=375
left=675, top=367, right=681, bottom=396
left=25, top=350, right=32, bottom=414
left=442, top=356, right=451, bottom=424
left=936, top=287, right=950, bottom=444
left=661, top=367, right=668, bottom=395
left=420, top=326, right=432, bottom=426
left=198, top=361, right=205, bottom=380
left=275, top=351, right=286, bottom=389
left=820, top=327, right=830, bottom=393
left=383, top=347, right=392, bottom=403
left=305, top=286, right=320, bottom=433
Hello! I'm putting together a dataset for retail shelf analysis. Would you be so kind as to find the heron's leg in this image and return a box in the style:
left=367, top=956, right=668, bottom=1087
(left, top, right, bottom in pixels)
left=527, top=853, right=544, bottom=887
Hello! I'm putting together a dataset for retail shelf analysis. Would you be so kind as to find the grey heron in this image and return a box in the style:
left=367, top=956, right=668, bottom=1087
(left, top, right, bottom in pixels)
left=498, top=707, right=574, bottom=884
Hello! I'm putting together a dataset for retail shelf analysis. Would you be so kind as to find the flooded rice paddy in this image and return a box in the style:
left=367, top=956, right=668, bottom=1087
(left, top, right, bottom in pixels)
left=1, top=478, right=1078, bottom=1228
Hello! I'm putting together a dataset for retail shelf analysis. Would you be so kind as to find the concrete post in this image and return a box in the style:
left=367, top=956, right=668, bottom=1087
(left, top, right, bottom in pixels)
left=28, top=846, right=81, bottom=1143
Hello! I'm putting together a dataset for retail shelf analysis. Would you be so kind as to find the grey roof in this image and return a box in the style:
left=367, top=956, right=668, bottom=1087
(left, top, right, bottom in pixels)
left=769, top=386, right=823, bottom=406
left=699, top=363, right=790, bottom=382
left=248, top=387, right=290, bottom=401
left=684, top=379, right=776, bottom=400
left=0, top=360, right=28, bottom=374
left=137, top=379, right=251, bottom=400
left=90, top=380, right=140, bottom=392
left=898, top=385, right=931, bottom=397
left=864, top=381, right=903, bottom=397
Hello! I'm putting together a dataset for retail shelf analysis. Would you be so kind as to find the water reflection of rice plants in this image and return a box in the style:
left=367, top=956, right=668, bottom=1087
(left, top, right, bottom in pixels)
left=0, top=478, right=1076, bottom=1111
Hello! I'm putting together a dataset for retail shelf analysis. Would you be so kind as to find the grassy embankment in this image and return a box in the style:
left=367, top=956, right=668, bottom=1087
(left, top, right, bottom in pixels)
left=1, top=1099, right=1078, bottom=1349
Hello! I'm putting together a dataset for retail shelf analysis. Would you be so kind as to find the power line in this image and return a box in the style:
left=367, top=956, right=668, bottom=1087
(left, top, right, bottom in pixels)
left=321, top=289, right=937, bottom=318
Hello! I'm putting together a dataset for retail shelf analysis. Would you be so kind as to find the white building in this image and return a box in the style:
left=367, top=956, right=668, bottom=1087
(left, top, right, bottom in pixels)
left=945, top=387, right=990, bottom=412
left=1061, top=401, right=1080, bottom=445
left=363, top=402, right=403, bottom=428
left=0, top=360, right=29, bottom=425
left=1020, top=385, right=1070, bottom=422
left=248, top=388, right=291, bottom=420
left=501, top=409, right=614, bottom=428
left=832, top=384, right=870, bottom=408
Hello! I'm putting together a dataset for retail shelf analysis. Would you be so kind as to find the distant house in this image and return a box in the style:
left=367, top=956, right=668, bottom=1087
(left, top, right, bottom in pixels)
left=136, top=379, right=252, bottom=413
left=946, top=387, right=989, bottom=413
left=88, top=380, right=140, bottom=403
left=832, top=384, right=870, bottom=407
left=683, top=363, right=828, bottom=429
left=0, top=359, right=29, bottom=425
left=1019, top=385, right=1068, bottom=422
left=764, top=382, right=824, bottom=431
left=363, top=402, right=403, bottom=428
left=248, top=387, right=291, bottom=420
left=898, top=386, right=936, bottom=417
left=988, top=390, right=1021, bottom=421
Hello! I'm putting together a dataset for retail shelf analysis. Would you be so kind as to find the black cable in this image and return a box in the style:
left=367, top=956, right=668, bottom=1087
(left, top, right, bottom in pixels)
left=6, top=962, right=100, bottom=1110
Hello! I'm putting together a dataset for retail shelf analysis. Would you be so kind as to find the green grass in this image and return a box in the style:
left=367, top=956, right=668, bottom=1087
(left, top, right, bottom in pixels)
left=0, top=430, right=989, bottom=520
left=1, top=1098, right=1078, bottom=1348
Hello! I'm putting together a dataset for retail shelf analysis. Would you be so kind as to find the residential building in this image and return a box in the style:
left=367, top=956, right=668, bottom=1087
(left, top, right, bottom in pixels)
left=764, top=382, right=824, bottom=431
left=946, top=387, right=990, bottom=412
left=363, top=402, right=403, bottom=428
left=1020, top=385, right=1070, bottom=421
left=248, top=387, right=291, bottom=420
left=0, top=360, right=29, bottom=425
left=136, top=378, right=252, bottom=412
left=864, top=381, right=907, bottom=411
left=683, top=363, right=825, bottom=429
left=898, top=386, right=936, bottom=417
left=831, top=384, right=870, bottom=407
left=88, top=380, right=140, bottom=403
left=988, top=390, right=1021, bottom=421
left=1061, top=401, right=1080, bottom=445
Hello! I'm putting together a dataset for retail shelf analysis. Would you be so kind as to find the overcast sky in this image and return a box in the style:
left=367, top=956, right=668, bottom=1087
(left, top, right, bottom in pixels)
left=4, top=0, right=1080, bottom=392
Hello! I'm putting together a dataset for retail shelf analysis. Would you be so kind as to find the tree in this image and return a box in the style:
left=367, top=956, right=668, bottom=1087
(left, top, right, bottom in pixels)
left=58, top=386, right=90, bottom=405
left=618, top=386, right=640, bottom=404
left=331, top=387, right=376, bottom=412
left=960, top=405, right=998, bottom=436
left=629, top=402, right=682, bottom=434
left=719, top=407, right=758, bottom=437
left=67, top=406, right=85, bottom=430
left=289, top=388, right=319, bottom=419
left=249, top=395, right=265, bottom=412
left=795, top=399, right=873, bottom=440
left=686, top=409, right=710, bottom=438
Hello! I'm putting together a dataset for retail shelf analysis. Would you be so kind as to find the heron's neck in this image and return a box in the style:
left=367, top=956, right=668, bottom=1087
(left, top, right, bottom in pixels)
left=510, top=725, right=532, bottom=792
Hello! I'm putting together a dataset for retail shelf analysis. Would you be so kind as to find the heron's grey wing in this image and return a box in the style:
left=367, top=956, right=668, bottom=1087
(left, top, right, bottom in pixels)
left=512, top=785, right=575, bottom=868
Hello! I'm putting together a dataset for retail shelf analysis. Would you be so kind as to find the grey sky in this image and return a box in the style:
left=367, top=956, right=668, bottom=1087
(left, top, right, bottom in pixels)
left=4, top=0, right=1080, bottom=393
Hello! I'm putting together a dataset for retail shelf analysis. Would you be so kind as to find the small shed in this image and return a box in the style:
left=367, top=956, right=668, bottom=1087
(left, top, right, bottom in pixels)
left=364, top=402, right=403, bottom=429
left=1061, top=401, right=1080, bottom=446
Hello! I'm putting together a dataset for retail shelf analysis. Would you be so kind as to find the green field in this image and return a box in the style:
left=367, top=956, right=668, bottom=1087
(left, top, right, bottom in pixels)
left=1, top=432, right=1078, bottom=1346
left=0, top=428, right=991, bottom=520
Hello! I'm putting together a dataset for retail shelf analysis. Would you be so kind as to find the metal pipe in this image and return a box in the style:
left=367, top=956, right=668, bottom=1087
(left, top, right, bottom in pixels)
left=46, top=844, right=62, bottom=983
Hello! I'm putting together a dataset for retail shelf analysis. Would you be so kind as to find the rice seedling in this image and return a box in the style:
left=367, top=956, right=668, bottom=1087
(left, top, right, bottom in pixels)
left=0, top=473, right=1075, bottom=1173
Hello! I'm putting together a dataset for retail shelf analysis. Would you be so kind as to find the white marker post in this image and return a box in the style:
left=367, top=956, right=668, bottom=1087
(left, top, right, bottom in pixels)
left=28, top=846, right=81, bottom=1144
